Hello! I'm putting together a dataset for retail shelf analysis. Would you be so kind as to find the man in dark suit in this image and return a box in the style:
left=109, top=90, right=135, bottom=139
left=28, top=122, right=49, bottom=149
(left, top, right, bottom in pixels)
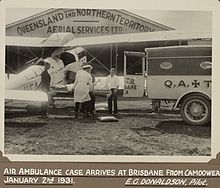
left=39, top=61, right=51, bottom=117
left=87, top=70, right=96, bottom=116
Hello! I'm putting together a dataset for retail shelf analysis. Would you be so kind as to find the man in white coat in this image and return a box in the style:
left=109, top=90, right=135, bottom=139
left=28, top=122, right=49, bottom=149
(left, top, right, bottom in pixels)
left=74, top=65, right=93, bottom=118
left=66, top=65, right=93, bottom=118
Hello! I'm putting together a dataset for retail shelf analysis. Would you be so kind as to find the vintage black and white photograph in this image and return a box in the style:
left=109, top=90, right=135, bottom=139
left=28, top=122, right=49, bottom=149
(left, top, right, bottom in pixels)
left=4, top=7, right=212, bottom=156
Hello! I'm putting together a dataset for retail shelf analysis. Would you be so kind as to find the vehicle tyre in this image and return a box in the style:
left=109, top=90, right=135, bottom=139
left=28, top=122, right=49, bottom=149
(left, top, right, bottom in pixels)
left=180, top=95, right=211, bottom=126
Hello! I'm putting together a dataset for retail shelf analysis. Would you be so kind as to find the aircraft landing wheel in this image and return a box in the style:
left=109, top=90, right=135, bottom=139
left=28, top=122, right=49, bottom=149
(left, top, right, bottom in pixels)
left=180, top=95, right=211, bottom=126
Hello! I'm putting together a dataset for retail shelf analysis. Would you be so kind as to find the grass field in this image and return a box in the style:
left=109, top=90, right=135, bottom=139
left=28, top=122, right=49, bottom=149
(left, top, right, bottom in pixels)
left=5, top=98, right=211, bottom=156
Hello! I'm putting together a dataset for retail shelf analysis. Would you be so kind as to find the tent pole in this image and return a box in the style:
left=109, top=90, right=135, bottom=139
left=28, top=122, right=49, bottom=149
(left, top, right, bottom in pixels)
left=115, top=43, right=118, bottom=74
left=17, top=46, right=20, bottom=72
left=110, top=43, right=112, bottom=69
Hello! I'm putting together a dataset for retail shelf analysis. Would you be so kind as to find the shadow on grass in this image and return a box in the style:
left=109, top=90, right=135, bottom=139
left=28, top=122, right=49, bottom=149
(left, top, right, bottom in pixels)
left=156, top=120, right=211, bottom=138
left=5, top=111, right=40, bottom=119
left=5, top=122, right=46, bottom=128
left=117, top=111, right=180, bottom=120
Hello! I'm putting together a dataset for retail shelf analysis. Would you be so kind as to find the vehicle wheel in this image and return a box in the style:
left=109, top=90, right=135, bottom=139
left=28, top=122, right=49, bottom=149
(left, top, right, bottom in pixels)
left=180, top=95, right=211, bottom=126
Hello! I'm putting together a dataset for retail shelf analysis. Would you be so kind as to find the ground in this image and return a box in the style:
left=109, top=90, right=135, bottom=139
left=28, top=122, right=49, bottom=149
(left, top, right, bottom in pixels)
left=4, top=97, right=211, bottom=156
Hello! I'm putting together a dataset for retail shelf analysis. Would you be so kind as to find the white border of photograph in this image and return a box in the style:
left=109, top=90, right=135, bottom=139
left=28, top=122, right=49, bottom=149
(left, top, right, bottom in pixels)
left=1, top=0, right=220, bottom=162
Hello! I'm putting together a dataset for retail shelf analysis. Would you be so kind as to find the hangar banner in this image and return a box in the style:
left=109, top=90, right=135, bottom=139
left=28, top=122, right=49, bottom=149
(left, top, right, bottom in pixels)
left=6, top=9, right=172, bottom=38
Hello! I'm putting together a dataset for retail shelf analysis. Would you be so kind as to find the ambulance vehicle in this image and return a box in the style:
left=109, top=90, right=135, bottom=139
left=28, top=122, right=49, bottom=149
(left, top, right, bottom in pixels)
left=123, top=45, right=211, bottom=126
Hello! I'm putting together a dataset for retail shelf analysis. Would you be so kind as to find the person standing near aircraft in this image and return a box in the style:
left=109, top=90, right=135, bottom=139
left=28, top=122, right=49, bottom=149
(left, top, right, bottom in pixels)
left=103, top=68, right=120, bottom=115
left=87, top=69, right=96, bottom=116
left=52, top=65, right=93, bottom=118
left=39, top=61, right=51, bottom=117
left=69, top=65, right=93, bottom=118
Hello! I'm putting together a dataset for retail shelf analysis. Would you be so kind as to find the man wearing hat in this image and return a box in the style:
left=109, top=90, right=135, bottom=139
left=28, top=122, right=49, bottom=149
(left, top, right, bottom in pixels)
left=71, top=64, right=93, bottom=118
left=53, top=64, right=93, bottom=118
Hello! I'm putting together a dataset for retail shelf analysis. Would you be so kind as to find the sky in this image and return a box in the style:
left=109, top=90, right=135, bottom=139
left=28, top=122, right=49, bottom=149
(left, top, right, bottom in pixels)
left=131, top=10, right=211, bottom=32
left=5, top=8, right=212, bottom=32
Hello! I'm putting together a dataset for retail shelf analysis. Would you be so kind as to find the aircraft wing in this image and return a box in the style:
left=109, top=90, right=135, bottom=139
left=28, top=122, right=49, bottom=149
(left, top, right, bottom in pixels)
left=6, top=90, right=48, bottom=102
left=64, top=31, right=211, bottom=47
left=6, top=31, right=211, bottom=48
left=6, top=33, right=75, bottom=47
left=6, top=36, right=47, bottom=47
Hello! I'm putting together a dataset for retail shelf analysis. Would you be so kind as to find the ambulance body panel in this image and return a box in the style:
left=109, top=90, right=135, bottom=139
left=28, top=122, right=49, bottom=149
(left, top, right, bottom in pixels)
left=123, top=45, right=212, bottom=125
left=146, top=45, right=212, bottom=125
left=146, top=46, right=211, bottom=96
